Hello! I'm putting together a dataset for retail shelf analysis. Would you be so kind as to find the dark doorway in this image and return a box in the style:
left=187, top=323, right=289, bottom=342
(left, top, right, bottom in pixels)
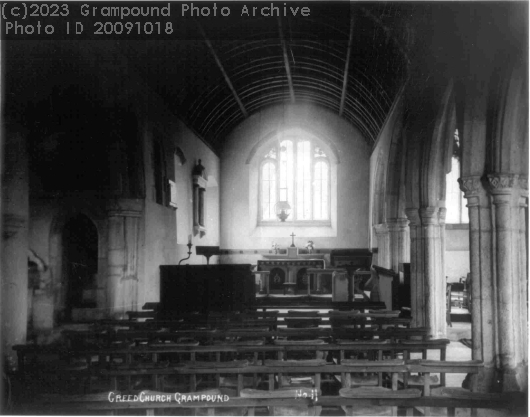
left=62, top=214, right=98, bottom=321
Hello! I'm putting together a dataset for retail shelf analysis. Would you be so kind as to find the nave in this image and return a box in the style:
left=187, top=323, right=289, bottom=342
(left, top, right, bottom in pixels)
left=2, top=1, right=527, bottom=416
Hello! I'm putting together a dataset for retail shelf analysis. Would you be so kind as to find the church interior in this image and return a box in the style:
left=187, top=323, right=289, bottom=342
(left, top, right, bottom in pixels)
left=1, top=1, right=528, bottom=415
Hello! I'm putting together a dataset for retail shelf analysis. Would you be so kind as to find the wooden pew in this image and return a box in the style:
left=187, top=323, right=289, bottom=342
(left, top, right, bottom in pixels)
left=12, top=331, right=443, bottom=394
left=101, top=318, right=280, bottom=332
left=118, top=312, right=412, bottom=332
left=141, top=300, right=388, bottom=313
left=13, top=335, right=446, bottom=378
left=93, top=326, right=430, bottom=344
left=103, top=361, right=406, bottom=394
left=102, top=360, right=484, bottom=395
left=13, top=334, right=443, bottom=381
left=255, top=299, right=387, bottom=312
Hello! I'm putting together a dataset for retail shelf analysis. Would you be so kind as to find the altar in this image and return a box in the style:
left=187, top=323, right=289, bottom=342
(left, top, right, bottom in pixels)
left=257, top=258, right=326, bottom=295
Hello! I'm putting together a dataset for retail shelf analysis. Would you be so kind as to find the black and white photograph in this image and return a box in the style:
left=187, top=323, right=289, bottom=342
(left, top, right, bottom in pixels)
left=1, top=1, right=528, bottom=415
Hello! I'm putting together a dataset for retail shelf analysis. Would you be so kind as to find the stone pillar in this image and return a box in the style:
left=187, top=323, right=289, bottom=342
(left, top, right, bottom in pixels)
left=1, top=128, right=29, bottom=370
left=405, top=208, right=424, bottom=328
left=487, top=174, right=528, bottom=391
left=373, top=223, right=391, bottom=269
left=388, top=218, right=410, bottom=274
left=437, top=207, right=447, bottom=337
left=106, top=199, right=143, bottom=319
left=459, top=175, right=497, bottom=391
left=514, top=180, right=528, bottom=387
left=405, top=206, right=446, bottom=337
left=419, top=206, right=446, bottom=338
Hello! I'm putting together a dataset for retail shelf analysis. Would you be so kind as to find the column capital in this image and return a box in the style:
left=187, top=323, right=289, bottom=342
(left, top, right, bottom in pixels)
left=387, top=217, right=410, bottom=231
left=486, top=173, right=519, bottom=195
left=419, top=206, right=439, bottom=225
left=458, top=175, right=482, bottom=197
left=459, top=175, right=490, bottom=207
left=373, top=223, right=389, bottom=235
left=438, top=207, right=447, bottom=226
left=519, top=175, right=528, bottom=198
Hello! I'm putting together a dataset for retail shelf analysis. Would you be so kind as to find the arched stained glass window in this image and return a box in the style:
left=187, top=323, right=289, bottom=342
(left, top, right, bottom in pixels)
left=260, top=136, right=330, bottom=223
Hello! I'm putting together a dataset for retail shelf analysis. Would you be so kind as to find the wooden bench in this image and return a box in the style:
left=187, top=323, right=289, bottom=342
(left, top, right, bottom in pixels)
left=118, top=313, right=412, bottom=332
left=100, top=318, right=280, bottom=332
left=101, top=360, right=484, bottom=395
left=255, top=300, right=387, bottom=312
left=114, top=326, right=430, bottom=341
left=140, top=300, right=388, bottom=314
left=56, top=326, right=431, bottom=351
left=14, top=334, right=444, bottom=379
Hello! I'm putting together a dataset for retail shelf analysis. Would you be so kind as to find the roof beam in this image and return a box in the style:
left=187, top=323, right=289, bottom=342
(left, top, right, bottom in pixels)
left=278, top=18, right=296, bottom=103
left=339, top=16, right=355, bottom=116
left=197, top=23, right=248, bottom=118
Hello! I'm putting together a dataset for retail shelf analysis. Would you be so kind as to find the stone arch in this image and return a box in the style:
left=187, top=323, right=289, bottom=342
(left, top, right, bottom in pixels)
left=403, top=80, right=458, bottom=336
left=372, top=149, right=387, bottom=226
left=386, top=129, right=407, bottom=221
left=422, top=80, right=457, bottom=208
left=486, top=51, right=528, bottom=176
left=49, top=207, right=107, bottom=323
left=385, top=113, right=410, bottom=274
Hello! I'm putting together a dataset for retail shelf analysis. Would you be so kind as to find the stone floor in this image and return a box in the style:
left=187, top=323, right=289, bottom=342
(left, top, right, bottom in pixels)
left=412, top=312, right=472, bottom=389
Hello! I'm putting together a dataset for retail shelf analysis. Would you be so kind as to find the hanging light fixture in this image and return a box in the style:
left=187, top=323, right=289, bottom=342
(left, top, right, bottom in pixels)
left=275, top=201, right=291, bottom=222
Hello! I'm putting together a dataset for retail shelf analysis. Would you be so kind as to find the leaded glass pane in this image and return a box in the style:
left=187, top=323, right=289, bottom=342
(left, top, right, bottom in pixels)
left=297, top=141, right=311, bottom=220
left=313, top=161, right=329, bottom=220
left=279, top=140, right=294, bottom=216
left=261, top=162, right=276, bottom=220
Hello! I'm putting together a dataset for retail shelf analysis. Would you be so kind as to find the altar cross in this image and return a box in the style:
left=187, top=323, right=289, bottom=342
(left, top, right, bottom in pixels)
left=290, top=232, right=296, bottom=248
